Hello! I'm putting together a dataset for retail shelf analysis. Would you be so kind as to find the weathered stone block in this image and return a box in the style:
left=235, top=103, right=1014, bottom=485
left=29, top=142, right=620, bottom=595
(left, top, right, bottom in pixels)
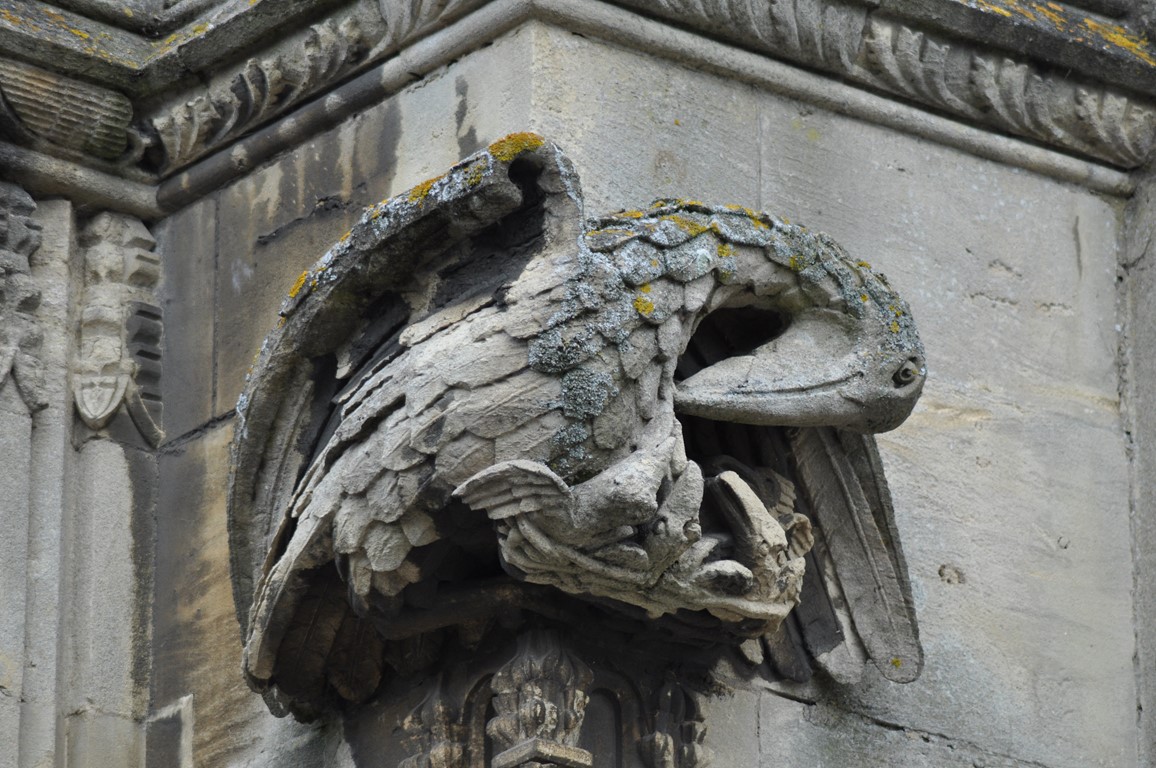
left=155, top=197, right=216, bottom=439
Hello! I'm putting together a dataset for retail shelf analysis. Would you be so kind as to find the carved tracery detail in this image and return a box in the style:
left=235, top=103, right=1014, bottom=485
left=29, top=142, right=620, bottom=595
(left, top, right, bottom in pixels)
left=73, top=213, right=162, bottom=444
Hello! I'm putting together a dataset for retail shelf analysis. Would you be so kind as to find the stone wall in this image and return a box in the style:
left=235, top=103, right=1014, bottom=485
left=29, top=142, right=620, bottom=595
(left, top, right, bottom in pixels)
left=150, top=20, right=1136, bottom=768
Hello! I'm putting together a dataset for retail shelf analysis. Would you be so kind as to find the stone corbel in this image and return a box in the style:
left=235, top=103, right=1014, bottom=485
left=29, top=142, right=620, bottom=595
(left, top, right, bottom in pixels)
left=0, top=181, right=44, bottom=411
left=73, top=213, right=163, bottom=445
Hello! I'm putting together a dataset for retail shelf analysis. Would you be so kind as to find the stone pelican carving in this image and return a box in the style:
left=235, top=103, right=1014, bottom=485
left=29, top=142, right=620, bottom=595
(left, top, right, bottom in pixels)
left=227, top=134, right=926, bottom=718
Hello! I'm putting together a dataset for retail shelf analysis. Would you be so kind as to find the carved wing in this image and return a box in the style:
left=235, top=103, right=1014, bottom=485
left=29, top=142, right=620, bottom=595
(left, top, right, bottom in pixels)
left=454, top=460, right=572, bottom=521
left=790, top=427, right=922, bottom=683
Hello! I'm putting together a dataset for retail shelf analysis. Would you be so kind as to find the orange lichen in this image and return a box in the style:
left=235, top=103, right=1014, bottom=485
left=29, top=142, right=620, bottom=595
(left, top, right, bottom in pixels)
left=288, top=270, right=309, bottom=298
left=1031, top=2, right=1063, bottom=26
left=633, top=295, right=655, bottom=315
left=661, top=214, right=712, bottom=238
left=970, top=0, right=1013, bottom=18
left=1082, top=18, right=1156, bottom=67
left=466, top=161, right=486, bottom=187
left=488, top=132, right=545, bottom=163
left=408, top=175, right=440, bottom=202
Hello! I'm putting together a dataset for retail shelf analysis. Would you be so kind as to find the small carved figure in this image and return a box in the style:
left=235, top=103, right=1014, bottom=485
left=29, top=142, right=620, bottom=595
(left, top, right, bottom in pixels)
left=228, top=134, right=926, bottom=718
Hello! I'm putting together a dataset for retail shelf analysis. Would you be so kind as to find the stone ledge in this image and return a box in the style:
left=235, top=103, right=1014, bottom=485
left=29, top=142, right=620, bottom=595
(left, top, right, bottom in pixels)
left=1, top=1, right=1144, bottom=217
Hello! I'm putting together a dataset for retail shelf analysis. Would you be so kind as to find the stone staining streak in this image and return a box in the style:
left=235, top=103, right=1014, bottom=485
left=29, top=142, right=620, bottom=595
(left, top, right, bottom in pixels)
left=73, top=213, right=163, bottom=445
left=0, top=182, right=44, bottom=411
left=487, top=630, right=594, bottom=768
left=624, top=0, right=1156, bottom=168
left=0, top=58, right=135, bottom=162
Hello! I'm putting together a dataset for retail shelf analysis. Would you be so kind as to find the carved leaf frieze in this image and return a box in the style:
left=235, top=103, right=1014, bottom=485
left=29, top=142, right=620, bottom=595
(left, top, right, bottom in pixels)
left=615, top=0, right=1156, bottom=168
left=0, top=182, right=44, bottom=411
left=378, top=0, right=481, bottom=51
left=150, top=16, right=371, bottom=173
left=855, top=16, right=1156, bottom=168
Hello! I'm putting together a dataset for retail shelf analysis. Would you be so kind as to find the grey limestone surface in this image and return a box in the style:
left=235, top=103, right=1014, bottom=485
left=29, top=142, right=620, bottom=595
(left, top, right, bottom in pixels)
left=155, top=197, right=217, bottom=440
left=1123, top=170, right=1156, bottom=768
left=147, top=18, right=1138, bottom=768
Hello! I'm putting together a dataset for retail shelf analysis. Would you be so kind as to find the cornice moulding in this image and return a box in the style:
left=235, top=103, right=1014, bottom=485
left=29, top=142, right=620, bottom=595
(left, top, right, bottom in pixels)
left=0, top=0, right=1145, bottom=218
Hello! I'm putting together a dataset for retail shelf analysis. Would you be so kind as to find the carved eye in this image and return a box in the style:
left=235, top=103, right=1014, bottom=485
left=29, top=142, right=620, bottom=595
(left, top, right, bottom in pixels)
left=892, top=359, right=922, bottom=387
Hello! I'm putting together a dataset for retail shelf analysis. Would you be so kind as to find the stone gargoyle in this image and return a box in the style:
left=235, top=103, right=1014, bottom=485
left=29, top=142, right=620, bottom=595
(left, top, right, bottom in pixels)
left=227, top=133, right=926, bottom=718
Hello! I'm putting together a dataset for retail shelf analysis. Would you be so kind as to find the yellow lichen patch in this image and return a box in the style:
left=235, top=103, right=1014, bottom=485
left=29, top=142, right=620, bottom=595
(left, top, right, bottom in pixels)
left=288, top=270, right=309, bottom=299
left=69, top=27, right=90, bottom=39
left=890, top=320, right=901, bottom=333
left=969, top=0, right=1013, bottom=18
left=618, top=210, right=645, bottom=219
left=588, top=227, right=636, bottom=239
left=856, top=260, right=872, bottom=269
left=1031, top=1, right=1063, bottom=25
left=633, top=295, right=655, bottom=315
left=789, top=255, right=803, bottom=272
left=339, top=231, right=352, bottom=243
left=408, top=175, right=441, bottom=202
left=639, top=283, right=652, bottom=294
left=890, top=657, right=903, bottom=668
left=860, top=293, right=869, bottom=303
left=489, top=132, right=545, bottom=163
left=1082, top=18, right=1156, bottom=67
left=661, top=214, right=713, bottom=238
left=466, top=161, right=486, bottom=187
left=717, top=242, right=735, bottom=259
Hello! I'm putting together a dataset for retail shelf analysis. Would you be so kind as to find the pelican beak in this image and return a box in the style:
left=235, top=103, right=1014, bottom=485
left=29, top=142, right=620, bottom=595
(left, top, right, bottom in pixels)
left=674, top=308, right=925, bottom=434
